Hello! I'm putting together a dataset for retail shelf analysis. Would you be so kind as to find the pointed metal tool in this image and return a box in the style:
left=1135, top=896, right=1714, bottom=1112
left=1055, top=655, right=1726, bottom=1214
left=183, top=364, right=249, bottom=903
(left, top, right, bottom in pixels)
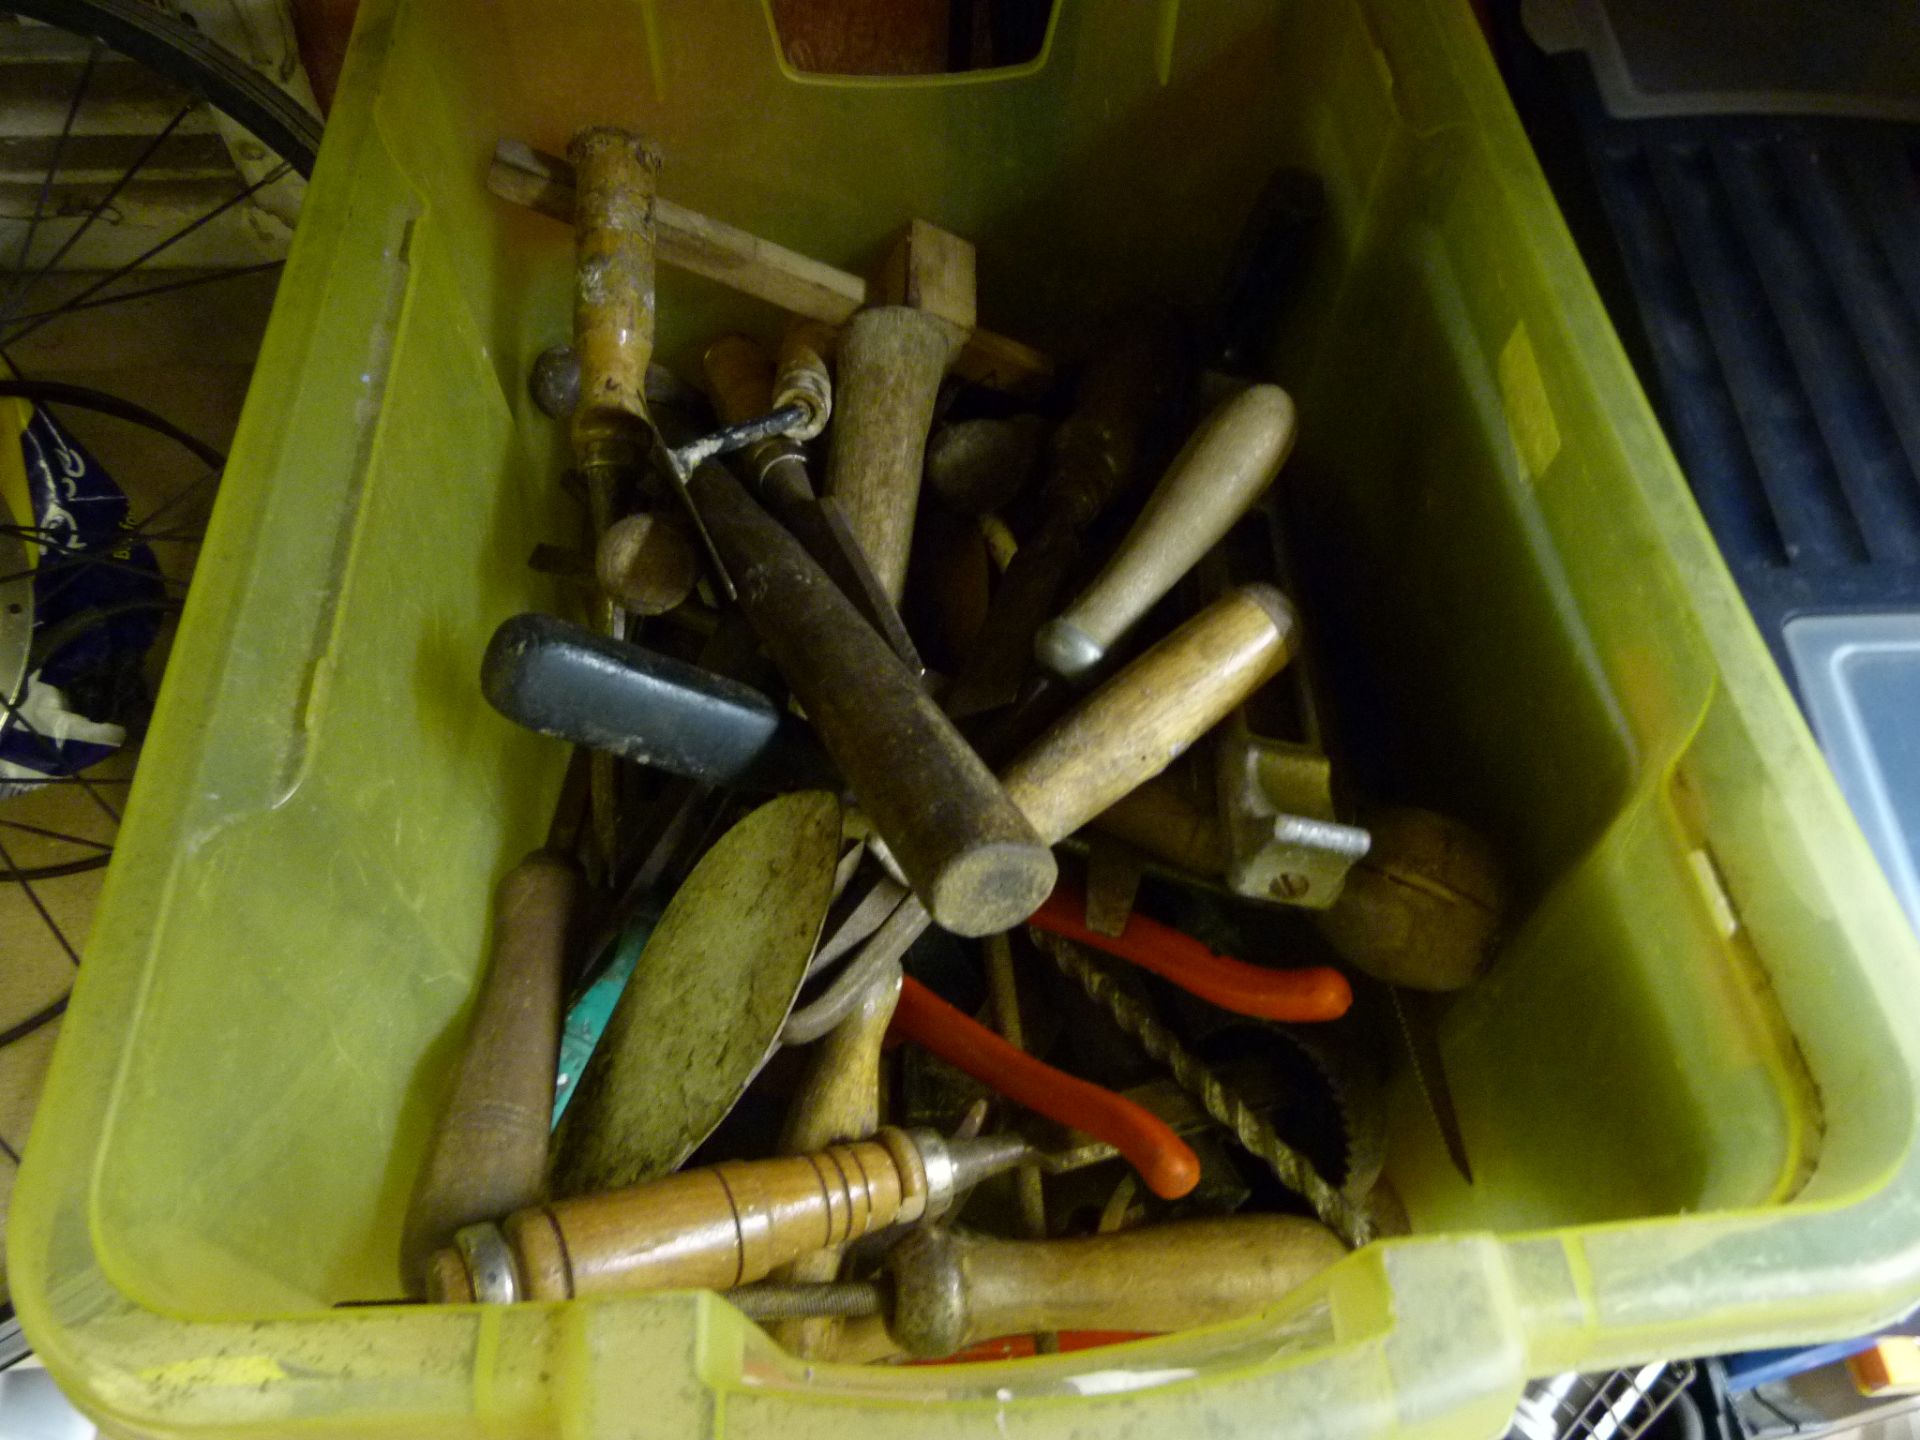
left=1391, top=985, right=1473, bottom=1184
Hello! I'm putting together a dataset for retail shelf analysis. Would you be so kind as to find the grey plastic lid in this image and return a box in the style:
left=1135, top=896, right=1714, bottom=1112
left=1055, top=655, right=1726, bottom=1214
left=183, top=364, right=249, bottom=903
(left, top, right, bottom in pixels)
left=1523, top=0, right=1920, bottom=122
left=1785, top=613, right=1920, bottom=939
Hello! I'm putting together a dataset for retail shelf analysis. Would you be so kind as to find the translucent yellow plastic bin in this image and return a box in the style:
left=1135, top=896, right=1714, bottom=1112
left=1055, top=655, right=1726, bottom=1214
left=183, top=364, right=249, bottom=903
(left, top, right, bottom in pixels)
left=15, top=0, right=1920, bottom=1436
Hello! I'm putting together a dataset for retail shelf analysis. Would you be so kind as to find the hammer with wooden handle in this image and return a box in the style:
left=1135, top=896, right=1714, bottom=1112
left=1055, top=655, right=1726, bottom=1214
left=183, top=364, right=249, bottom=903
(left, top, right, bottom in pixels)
left=785, top=583, right=1301, bottom=1044
left=685, top=458, right=1054, bottom=938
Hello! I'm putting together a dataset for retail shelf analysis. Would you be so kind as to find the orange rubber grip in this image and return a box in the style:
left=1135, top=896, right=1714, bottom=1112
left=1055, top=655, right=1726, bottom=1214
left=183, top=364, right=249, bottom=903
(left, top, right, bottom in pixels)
left=1031, top=885, right=1351, bottom=1022
left=891, top=975, right=1200, bottom=1199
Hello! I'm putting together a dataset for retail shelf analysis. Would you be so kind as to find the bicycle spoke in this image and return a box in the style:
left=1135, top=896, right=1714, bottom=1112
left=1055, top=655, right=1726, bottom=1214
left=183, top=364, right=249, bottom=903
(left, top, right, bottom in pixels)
left=0, top=96, right=200, bottom=329
left=0, top=260, right=283, bottom=329
left=1, top=162, right=292, bottom=350
left=0, top=546, right=192, bottom=596
left=0, top=690, right=123, bottom=828
left=0, top=816, right=113, bottom=851
left=0, top=832, right=83, bottom=965
left=3, top=38, right=101, bottom=297
left=1, top=522, right=203, bottom=546
left=0, top=995, right=69, bottom=1049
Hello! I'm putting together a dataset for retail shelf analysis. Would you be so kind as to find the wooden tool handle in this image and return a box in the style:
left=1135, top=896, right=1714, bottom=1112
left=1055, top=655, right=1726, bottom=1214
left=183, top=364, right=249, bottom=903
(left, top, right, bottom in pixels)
left=1313, top=807, right=1507, bottom=991
left=774, top=320, right=835, bottom=440
left=492, top=140, right=1054, bottom=396
left=770, top=969, right=902, bottom=1357
left=1036, top=384, right=1297, bottom=680
left=823, top=306, right=952, bottom=604
left=502, top=1130, right=929, bottom=1300
left=892, top=977, right=1200, bottom=1200
left=687, top=461, right=1055, bottom=936
left=1043, top=320, right=1187, bottom=528
left=702, top=335, right=816, bottom=515
left=567, top=128, right=659, bottom=470
left=886, top=1217, right=1345, bottom=1357
left=596, top=511, right=698, bottom=615
left=1001, top=585, right=1298, bottom=846
left=1090, top=773, right=1230, bottom=876
left=399, top=851, right=576, bottom=1292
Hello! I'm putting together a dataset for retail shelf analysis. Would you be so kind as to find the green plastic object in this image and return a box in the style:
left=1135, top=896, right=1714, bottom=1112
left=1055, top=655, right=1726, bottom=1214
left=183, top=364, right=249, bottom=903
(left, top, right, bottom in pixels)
left=13, top=0, right=1920, bottom=1436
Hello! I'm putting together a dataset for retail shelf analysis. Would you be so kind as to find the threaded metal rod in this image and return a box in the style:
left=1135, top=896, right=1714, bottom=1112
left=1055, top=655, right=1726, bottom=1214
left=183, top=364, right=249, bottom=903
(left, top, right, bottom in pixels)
left=727, top=1280, right=886, bottom=1322
left=1041, top=935, right=1374, bottom=1248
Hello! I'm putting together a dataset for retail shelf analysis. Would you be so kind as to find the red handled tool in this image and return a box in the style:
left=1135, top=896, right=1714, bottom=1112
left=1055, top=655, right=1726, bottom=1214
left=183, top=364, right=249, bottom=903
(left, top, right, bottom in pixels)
left=1029, top=884, right=1351, bottom=1023
left=890, top=976, right=1202, bottom=1200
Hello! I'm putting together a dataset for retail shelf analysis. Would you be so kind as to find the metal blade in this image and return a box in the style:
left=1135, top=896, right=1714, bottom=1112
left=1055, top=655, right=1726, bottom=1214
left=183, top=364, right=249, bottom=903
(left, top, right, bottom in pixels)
left=1391, top=986, right=1473, bottom=1184
left=942, top=524, right=1077, bottom=717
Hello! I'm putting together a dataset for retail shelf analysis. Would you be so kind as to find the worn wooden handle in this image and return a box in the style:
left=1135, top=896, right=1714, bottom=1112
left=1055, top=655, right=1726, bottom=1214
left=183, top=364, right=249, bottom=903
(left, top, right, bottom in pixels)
left=567, top=128, right=659, bottom=470
left=1090, top=772, right=1230, bottom=876
left=490, top=140, right=1053, bottom=398
left=769, top=969, right=903, bottom=1357
left=823, top=306, right=952, bottom=604
left=399, top=851, right=576, bottom=1292
left=596, top=511, right=698, bottom=615
left=500, top=1132, right=928, bottom=1301
left=702, top=333, right=775, bottom=427
left=886, top=1217, right=1345, bottom=1357
left=1001, top=585, right=1298, bottom=845
left=774, top=320, right=835, bottom=440
left=1037, top=385, right=1297, bottom=681
left=687, top=461, right=1055, bottom=936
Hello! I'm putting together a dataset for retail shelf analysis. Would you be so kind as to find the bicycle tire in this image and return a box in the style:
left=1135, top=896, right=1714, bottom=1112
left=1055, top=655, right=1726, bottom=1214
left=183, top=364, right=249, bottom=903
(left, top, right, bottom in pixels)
left=3, top=0, right=322, bottom=177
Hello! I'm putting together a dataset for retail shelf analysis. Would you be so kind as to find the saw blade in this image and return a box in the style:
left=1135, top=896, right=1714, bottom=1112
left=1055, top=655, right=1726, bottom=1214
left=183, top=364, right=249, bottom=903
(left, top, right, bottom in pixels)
left=1390, top=985, right=1472, bottom=1184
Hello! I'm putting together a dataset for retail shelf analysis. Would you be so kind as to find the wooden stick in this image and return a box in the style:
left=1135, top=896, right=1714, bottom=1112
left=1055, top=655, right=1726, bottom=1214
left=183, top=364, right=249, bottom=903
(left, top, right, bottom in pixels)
left=767, top=970, right=902, bottom=1358
left=399, top=852, right=575, bottom=1292
left=884, top=1217, right=1345, bottom=1358
left=490, top=140, right=1052, bottom=398
left=687, top=461, right=1055, bottom=937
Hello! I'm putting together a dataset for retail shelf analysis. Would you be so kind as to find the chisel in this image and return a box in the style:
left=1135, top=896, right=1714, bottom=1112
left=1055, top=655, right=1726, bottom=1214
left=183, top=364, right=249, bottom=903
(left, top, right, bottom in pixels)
left=943, top=321, right=1187, bottom=717
left=700, top=332, right=923, bottom=671
left=429, top=1127, right=1030, bottom=1304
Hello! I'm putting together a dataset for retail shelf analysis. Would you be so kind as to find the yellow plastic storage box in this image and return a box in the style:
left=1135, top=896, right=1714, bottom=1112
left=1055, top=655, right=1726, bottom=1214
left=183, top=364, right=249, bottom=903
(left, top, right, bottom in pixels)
left=16, top=0, right=1920, bottom=1437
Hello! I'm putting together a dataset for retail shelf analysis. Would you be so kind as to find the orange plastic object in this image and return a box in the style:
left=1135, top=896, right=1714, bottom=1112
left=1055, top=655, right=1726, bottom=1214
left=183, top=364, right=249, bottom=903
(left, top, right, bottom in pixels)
left=1030, top=885, right=1351, bottom=1022
left=891, top=976, right=1201, bottom=1199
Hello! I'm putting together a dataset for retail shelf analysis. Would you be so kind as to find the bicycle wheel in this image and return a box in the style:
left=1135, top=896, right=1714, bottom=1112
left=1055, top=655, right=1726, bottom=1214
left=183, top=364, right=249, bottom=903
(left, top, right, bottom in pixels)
left=0, top=0, right=320, bottom=1270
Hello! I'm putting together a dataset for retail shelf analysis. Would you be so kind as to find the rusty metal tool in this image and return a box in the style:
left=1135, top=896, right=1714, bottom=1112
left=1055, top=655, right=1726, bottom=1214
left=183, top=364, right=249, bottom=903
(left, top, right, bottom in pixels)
left=686, top=456, right=1054, bottom=937
left=548, top=789, right=843, bottom=1197
left=427, top=1126, right=1030, bottom=1304
left=944, top=322, right=1187, bottom=717
left=1038, top=933, right=1375, bottom=1248
left=397, top=768, right=585, bottom=1292
left=1391, top=985, right=1473, bottom=1185
left=783, top=583, right=1303, bottom=1043
left=489, top=139, right=1054, bottom=398
left=701, top=332, right=922, bottom=670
